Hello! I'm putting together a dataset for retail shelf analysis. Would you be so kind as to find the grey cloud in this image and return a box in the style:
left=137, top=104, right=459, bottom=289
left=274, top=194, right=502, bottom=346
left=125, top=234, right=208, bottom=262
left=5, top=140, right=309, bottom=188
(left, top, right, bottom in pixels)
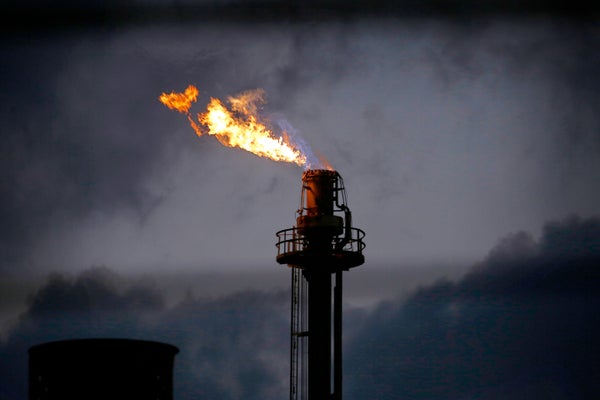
left=3, top=16, right=600, bottom=280
left=423, top=19, right=600, bottom=161
left=497, top=22, right=600, bottom=164
left=27, top=267, right=164, bottom=319
left=0, top=22, right=368, bottom=271
left=345, top=214, right=600, bottom=399
left=163, top=290, right=289, bottom=400
left=0, top=37, right=186, bottom=268
left=0, top=266, right=290, bottom=400
left=1, top=215, right=600, bottom=399
left=540, top=214, right=600, bottom=259
left=265, top=24, right=364, bottom=108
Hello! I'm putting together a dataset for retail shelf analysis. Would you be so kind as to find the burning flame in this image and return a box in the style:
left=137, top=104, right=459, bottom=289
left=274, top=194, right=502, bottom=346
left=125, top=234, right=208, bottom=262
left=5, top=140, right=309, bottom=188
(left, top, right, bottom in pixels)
left=159, top=85, right=331, bottom=168
left=159, top=85, right=198, bottom=114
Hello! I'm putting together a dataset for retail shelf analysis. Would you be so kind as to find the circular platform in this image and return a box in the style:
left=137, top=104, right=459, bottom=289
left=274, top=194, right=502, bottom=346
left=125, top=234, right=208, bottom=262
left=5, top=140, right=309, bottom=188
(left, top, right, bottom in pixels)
left=276, top=249, right=365, bottom=272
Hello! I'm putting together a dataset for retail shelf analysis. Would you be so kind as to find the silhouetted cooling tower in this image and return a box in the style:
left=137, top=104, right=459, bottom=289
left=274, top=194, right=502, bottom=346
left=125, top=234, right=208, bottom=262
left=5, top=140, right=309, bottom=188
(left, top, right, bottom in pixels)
left=29, top=339, right=179, bottom=400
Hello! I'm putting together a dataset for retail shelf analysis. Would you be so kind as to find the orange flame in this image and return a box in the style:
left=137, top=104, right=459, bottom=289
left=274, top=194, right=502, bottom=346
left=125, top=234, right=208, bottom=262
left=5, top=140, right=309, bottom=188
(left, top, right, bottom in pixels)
left=159, top=85, right=198, bottom=114
left=159, top=85, right=307, bottom=167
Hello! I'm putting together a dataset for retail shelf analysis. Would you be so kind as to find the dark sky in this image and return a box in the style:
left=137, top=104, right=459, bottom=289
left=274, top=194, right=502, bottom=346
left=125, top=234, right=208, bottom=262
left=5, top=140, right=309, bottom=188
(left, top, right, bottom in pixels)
left=1, top=2, right=600, bottom=399
left=2, top=8, right=599, bottom=274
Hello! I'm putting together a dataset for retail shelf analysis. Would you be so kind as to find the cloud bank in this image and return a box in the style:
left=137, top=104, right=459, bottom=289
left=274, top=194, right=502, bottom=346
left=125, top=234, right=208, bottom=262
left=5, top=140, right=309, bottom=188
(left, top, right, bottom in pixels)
left=1, top=214, right=599, bottom=399
left=346, top=215, right=600, bottom=399
left=0, top=268, right=289, bottom=400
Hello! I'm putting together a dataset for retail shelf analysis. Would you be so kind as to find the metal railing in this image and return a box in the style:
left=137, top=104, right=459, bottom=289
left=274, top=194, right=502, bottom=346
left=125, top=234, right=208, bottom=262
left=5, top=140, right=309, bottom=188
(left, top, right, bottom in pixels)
left=276, top=227, right=366, bottom=257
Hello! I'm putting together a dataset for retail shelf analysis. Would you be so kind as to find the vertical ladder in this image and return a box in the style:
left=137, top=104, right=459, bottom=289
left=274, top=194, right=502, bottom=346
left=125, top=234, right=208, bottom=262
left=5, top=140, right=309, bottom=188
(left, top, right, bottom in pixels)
left=290, top=266, right=308, bottom=400
left=290, top=266, right=300, bottom=400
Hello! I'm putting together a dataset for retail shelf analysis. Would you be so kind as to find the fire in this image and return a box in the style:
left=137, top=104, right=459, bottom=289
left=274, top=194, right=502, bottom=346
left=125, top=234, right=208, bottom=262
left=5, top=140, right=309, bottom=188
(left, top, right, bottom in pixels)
left=158, top=85, right=198, bottom=114
left=159, top=85, right=310, bottom=167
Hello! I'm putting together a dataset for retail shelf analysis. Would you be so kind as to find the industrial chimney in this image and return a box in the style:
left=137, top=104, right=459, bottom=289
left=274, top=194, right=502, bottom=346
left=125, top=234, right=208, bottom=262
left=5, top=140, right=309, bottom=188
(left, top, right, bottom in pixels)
left=276, top=169, right=365, bottom=400
left=29, top=338, right=179, bottom=400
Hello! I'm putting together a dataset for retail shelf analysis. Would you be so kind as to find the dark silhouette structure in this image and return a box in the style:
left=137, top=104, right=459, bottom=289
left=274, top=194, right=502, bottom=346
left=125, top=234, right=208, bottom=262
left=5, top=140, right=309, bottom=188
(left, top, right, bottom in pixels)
left=29, top=338, right=179, bottom=400
left=276, top=169, right=365, bottom=400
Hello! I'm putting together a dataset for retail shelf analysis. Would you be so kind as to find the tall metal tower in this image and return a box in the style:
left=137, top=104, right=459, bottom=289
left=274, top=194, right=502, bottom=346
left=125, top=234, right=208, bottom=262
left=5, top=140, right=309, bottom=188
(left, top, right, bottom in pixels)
left=276, top=169, right=365, bottom=400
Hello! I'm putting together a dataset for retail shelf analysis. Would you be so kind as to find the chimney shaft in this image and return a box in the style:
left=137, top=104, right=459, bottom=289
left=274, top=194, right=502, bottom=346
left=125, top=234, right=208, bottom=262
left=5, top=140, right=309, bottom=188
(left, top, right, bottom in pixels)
left=277, top=169, right=365, bottom=400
